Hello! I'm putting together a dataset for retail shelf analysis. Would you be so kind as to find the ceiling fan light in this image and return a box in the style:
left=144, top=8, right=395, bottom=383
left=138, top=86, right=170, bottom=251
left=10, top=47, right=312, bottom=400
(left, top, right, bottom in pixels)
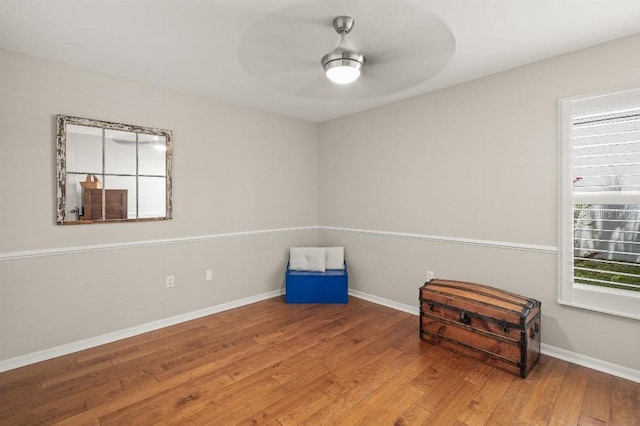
left=324, top=60, right=362, bottom=84
left=321, top=16, right=366, bottom=85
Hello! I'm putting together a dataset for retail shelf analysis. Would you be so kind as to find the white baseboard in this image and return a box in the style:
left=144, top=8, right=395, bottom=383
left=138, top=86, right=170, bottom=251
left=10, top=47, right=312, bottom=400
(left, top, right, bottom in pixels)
left=348, top=289, right=419, bottom=316
left=3, top=288, right=639, bottom=384
left=0, top=289, right=283, bottom=374
left=349, top=289, right=640, bottom=383
left=540, top=343, right=640, bottom=383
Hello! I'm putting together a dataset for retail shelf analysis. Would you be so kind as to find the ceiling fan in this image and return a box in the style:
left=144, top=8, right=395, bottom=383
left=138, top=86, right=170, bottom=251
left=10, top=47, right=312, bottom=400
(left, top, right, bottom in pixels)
left=237, top=0, right=456, bottom=99
left=320, top=16, right=366, bottom=85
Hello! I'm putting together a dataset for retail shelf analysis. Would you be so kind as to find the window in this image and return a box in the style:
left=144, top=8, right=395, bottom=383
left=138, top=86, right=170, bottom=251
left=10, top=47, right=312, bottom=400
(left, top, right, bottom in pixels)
left=559, top=87, right=640, bottom=320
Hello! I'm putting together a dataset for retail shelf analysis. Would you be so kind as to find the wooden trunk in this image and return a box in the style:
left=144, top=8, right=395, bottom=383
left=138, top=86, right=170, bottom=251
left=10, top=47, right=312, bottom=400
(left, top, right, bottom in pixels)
left=419, top=279, right=541, bottom=378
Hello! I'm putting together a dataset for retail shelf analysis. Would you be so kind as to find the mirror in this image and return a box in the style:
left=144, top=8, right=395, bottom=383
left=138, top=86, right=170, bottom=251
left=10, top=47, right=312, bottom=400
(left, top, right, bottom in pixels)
left=56, top=115, right=173, bottom=224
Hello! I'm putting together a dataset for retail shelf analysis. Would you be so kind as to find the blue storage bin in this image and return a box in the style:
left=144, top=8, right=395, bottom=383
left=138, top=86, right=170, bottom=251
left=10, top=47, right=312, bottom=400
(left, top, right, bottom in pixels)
left=285, top=261, right=348, bottom=304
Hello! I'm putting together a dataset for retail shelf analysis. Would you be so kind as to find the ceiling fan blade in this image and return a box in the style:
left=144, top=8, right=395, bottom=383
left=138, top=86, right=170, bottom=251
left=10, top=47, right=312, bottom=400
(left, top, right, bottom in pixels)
left=238, top=0, right=456, bottom=99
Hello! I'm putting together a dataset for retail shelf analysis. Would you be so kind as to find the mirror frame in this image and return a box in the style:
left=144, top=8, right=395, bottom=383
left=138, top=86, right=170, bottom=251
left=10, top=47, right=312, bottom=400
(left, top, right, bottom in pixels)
left=56, top=115, right=173, bottom=224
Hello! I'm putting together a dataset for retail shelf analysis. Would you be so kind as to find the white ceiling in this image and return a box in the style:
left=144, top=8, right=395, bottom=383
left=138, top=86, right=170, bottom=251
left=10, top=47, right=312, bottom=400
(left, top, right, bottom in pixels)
left=1, top=0, right=639, bottom=122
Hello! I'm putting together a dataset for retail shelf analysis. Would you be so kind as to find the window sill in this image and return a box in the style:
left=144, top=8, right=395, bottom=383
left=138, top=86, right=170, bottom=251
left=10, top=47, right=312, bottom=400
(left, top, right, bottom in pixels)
left=558, top=284, right=640, bottom=321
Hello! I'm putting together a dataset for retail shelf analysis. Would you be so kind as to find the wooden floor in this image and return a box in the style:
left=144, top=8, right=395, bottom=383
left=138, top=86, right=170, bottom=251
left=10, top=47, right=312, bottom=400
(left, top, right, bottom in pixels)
left=1, top=297, right=638, bottom=425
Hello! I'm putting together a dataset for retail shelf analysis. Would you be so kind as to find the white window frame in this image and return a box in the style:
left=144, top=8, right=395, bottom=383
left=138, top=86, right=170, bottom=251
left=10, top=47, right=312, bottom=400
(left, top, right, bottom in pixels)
left=558, top=86, right=640, bottom=321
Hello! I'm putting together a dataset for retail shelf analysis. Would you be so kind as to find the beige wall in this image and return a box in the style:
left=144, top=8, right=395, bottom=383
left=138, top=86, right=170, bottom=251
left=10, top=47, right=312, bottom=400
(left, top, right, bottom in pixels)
left=318, top=34, right=640, bottom=371
left=2, top=33, right=640, bottom=372
left=0, top=49, right=318, bottom=360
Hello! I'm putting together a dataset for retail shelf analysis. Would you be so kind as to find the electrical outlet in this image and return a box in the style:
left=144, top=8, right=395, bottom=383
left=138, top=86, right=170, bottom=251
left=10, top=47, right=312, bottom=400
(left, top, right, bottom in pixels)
left=205, top=269, right=213, bottom=281
left=166, top=275, right=174, bottom=287
left=426, top=271, right=435, bottom=281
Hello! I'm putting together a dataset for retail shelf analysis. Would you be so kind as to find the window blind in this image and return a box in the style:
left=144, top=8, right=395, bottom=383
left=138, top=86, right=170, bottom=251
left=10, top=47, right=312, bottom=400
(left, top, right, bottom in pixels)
left=573, top=109, right=640, bottom=292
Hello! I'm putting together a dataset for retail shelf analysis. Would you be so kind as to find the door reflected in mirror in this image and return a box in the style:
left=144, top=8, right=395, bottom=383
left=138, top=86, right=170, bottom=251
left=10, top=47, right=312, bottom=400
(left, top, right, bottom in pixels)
left=56, top=115, right=173, bottom=224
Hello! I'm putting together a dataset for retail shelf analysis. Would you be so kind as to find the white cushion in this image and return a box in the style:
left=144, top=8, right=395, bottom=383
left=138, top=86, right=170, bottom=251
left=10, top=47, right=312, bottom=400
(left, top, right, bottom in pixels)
left=289, top=247, right=326, bottom=272
left=325, top=246, right=345, bottom=270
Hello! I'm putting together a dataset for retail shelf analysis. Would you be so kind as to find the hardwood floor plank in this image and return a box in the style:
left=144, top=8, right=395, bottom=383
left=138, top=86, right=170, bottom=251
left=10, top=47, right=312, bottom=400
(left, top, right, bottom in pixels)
left=547, top=363, right=589, bottom=426
left=1, top=359, right=123, bottom=421
left=150, top=347, right=220, bottom=382
left=251, top=306, right=340, bottom=344
left=412, top=352, right=480, bottom=413
left=327, top=333, right=430, bottom=426
left=455, top=367, right=514, bottom=425
left=98, top=369, right=236, bottom=425
left=610, top=377, right=640, bottom=426
left=0, top=297, right=638, bottom=425
left=464, top=352, right=544, bottom=424
left=337, top=354, right=429, bottom=425
left=176, top=359, right=329, bottom=424
left=80, top=345, right=141, bottom=367
left=340, top=381, right=423, bottom=425
left=162, top=334, right=336, bottom=424
left=0, top=377, right=43, bottom=419
left=395, top=403, right=432, bottom=426
left=41, top=359, right=114, bottom=389
left=515, top=356, right=568, bottom=424
left=579, top=368, right=614, bottom=424
left=2, top=369, right=120, bottom=424
left=73, top=324, right=210, bottom=365
left=237, top=372, right=339, bottom=425
left=0, top=353, right=78, bottom=388
left=267, top=353, right=317, bottom=385
left=57, top=360, right=229, bottom=424
left=274, top=379, right=339, bottom=425
left=421, top=379, right=483, bottom=425
left=299, top=348, right=405, bottom=424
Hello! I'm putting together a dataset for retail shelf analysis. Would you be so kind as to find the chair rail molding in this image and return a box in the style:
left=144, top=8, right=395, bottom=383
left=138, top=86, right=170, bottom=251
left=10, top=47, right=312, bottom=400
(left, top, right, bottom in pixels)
left=0, top=226, right=317, bottom=261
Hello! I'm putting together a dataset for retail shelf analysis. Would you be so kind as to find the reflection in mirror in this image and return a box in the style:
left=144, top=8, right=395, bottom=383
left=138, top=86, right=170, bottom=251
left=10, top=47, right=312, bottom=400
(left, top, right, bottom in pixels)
left=56, top=115, right=173, bottom=224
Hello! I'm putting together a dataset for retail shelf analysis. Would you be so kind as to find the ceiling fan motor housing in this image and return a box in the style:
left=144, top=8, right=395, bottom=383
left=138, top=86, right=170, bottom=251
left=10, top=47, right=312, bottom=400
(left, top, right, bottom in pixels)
left=321, top=16, right=366, bottom=83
